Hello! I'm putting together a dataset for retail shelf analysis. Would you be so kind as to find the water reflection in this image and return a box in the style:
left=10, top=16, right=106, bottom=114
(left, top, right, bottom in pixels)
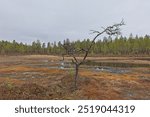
left=95, top=66, right=130, bottom=74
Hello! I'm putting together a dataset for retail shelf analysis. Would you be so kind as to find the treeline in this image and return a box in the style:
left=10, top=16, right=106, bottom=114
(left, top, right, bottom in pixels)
left=0, top=34, right=150, bottom=56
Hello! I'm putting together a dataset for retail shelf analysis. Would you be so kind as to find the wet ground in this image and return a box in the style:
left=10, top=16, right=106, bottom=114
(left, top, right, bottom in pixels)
left=0, top=55, right=150, bottom=99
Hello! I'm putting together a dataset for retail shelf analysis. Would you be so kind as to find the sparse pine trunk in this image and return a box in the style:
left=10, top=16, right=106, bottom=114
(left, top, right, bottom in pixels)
left=74, top=64, right=79, bottom=89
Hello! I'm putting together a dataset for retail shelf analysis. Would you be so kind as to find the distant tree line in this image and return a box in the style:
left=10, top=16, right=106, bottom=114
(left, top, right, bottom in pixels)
left=0, top=34, right=150, bottom=56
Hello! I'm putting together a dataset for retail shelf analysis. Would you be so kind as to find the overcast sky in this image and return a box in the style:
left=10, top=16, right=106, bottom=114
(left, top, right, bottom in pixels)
left=0, top=0, right=149, bottom=44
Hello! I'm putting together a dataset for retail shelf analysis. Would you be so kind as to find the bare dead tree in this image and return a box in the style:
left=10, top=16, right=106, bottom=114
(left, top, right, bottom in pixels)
left=62, top=20, right=125, bottom=89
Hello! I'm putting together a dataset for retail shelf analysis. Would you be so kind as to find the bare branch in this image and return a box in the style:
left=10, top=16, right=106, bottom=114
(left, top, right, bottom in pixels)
left=80, top=20, right=125, bottom=64
left=89, top=30, right=100, bottom=34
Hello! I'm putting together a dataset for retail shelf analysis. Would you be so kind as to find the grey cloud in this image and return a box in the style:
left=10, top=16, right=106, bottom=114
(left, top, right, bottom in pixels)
left=0, top=0, right=150, bottom=43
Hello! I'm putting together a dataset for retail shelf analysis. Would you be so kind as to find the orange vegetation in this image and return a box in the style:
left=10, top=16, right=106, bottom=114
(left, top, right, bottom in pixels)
left=0, top=55, right=149, bottom=100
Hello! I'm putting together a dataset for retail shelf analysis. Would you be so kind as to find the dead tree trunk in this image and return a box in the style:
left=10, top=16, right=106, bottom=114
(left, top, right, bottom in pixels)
left=74, top=63, right=79, bottom=88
